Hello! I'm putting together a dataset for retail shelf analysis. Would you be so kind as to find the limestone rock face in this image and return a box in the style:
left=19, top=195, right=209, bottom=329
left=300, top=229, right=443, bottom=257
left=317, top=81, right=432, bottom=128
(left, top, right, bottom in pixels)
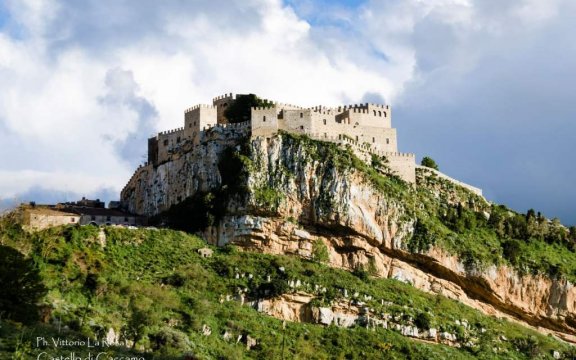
left=122, top=131, right=576, bottom=341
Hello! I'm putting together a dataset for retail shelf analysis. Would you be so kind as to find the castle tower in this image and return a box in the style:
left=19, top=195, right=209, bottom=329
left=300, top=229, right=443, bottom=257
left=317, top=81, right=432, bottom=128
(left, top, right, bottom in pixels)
left=184, top=104, right=217, bottom=145
left=212, top=93, right=235, bottom=124
left=251, top=106, right=279, bottom=137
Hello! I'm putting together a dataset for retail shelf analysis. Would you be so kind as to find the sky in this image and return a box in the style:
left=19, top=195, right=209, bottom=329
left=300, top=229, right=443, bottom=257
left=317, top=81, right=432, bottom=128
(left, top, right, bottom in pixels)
left=0, top=0, right=574, bottom=225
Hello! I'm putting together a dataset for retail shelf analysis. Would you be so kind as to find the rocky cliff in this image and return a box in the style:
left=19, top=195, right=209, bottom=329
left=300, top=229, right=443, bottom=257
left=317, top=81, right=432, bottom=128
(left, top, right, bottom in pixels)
left=121, top=129, right=576, bottom=342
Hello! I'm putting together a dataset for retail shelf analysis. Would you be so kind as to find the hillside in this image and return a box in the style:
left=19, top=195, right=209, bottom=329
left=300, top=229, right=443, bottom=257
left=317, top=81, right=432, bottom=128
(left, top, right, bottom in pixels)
left=122, top=130, right=576, bottom=342
left=0, top=224, right=574, bottom=359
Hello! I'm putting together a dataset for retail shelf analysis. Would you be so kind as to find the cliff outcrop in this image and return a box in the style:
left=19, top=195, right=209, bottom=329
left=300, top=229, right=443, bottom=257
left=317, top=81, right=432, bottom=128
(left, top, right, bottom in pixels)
left=121, top=129, right=576, bottom=342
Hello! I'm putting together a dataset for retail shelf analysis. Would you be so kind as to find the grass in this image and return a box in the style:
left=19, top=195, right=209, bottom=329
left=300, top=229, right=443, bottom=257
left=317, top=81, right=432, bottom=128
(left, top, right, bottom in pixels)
left=1, top=225, right=573, bottom=359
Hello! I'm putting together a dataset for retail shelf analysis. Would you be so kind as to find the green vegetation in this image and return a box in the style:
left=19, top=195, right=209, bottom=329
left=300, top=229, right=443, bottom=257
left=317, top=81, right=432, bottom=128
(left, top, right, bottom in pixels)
left=253, top=186, right=284, bottom=211
left=0, top=224, right=572, bottom=359
left=311, top=239, right=329, bottom=263
left=421, top=156, right=439, bottom=170
left=273, top=132, right=576, bottom=282
left=224, top=94, right=273, bottom=123
left=0, top=245, right=47, bottom=324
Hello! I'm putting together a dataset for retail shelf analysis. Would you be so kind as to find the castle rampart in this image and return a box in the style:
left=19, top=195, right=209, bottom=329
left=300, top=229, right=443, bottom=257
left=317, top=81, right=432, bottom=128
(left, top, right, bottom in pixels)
left=138, top=93, right=482, bottom=193
left=416, top=165, right=483, bottom=196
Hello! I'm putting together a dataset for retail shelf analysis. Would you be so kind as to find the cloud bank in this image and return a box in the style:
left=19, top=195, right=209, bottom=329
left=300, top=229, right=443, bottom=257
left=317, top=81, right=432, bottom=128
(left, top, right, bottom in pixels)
left=0, top=0, right=574, bottom=224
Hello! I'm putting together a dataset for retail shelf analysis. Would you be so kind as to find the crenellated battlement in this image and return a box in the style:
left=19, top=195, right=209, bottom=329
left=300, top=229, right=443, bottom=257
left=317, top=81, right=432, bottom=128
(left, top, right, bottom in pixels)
left=273, top=102, right=305, bottom=110
left=252, top=106, right=277, bottom=111
left=212, top=93, right=235, bottom=102
left=159, top=127, right=184, bottom=136
left=185, top=104, right=217, bottom=113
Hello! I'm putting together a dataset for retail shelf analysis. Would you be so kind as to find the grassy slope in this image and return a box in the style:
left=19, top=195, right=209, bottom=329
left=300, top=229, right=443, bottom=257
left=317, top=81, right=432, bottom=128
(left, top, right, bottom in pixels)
left=0, top=225, right=573, bottom=359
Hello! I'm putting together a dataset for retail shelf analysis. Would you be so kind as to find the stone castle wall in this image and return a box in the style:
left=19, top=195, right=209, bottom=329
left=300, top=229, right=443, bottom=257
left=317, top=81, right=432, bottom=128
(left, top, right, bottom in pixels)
left=139, top=93, right=483, bottom=191
left=416, top=165, right=483, bottom=196
left=155, top=127, right=185, bottom=165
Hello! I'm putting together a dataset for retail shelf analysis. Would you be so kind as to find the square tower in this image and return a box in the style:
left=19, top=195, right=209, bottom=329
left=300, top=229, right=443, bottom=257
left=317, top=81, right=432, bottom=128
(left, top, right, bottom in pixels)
left=184, top=105, right=217, bottom=145
left=212, top=93, right=235, bottom=124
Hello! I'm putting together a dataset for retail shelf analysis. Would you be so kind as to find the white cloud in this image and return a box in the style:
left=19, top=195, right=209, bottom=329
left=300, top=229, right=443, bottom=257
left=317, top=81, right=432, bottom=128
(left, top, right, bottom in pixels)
left=0, top=0, right=575, bottom=223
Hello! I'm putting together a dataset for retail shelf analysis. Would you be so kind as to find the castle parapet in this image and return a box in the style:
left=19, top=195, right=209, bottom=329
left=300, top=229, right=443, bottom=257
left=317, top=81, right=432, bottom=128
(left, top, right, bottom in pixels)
left=212, top=93, right=234, bottom=102
left=185, top=104, right=217, bottom=113
left=273, top=102, right=305, bottom=110
left=158, top=127, right=185, bottom=136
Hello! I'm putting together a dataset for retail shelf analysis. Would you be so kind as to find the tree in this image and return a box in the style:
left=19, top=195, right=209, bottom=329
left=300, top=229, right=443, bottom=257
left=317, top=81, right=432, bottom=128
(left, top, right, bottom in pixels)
left=420, top=156, right=439, bottom=171
left=0, top=245, right=47, bottom=324
left=224, top=94, right=272, bottom=123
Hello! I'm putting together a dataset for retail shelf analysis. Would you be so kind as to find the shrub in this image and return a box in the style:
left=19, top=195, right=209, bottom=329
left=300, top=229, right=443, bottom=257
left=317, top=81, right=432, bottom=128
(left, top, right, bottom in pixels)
left=414, top=312, right=432, bottom=330
left=421, top=156, right=439, bottom=170
left=312, top=240, right=329, bottom=263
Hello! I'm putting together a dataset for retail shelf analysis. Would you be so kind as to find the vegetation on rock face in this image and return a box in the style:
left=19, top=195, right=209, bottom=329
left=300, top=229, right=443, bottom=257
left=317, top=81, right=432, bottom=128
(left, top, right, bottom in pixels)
left=271, top=132, right=576, bottom=281
left=0, top=223, right=573, bottom=359
left=156, top=130, right=576, bottom=283
left=224, top=94, right=273, bottom=123
left=150, top=143, right=251, bottom=232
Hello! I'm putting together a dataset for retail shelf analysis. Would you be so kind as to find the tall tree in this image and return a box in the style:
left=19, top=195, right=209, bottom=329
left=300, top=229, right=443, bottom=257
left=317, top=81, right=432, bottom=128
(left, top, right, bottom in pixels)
left=0, top=245, right=47, bottom=324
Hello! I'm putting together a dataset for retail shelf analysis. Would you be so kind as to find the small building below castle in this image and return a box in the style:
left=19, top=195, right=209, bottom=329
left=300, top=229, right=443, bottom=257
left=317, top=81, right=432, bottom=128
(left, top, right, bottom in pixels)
left=21, top=198, right=145, bottom=231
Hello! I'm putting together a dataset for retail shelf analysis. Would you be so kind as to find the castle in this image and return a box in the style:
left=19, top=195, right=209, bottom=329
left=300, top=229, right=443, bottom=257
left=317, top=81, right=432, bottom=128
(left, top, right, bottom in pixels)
left=146, top=93, right=417, bottom=183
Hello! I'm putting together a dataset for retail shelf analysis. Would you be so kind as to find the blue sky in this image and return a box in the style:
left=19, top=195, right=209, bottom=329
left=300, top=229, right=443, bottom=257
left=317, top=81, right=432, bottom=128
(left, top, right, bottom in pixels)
left=0, top=0, right=574, bottom=225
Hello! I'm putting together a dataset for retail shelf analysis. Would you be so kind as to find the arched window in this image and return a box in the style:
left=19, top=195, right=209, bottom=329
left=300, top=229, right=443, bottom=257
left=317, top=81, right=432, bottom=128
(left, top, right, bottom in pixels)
left=383, top=112, right=387, bottom=117
left=263, top=116, right=266, bottom=122
left=373, top=110, right=376, bottom=116
left=378, top=111, right=382, bottom=116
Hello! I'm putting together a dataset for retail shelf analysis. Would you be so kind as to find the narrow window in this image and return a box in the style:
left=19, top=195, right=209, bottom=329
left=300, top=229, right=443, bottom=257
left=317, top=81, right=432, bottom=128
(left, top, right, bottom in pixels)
left=373, top=110, right=376, bottom=116
left=386, top=138, right=390, bottom=144
left=300, top=125, right=304, bottom=130
left=323, top=119, right=326, bottom=125
left=378, top=111, right=382, bottom=116
left=106, top=216, right=111, bottom=222
left=263, top=116, right=266, bottom=122
left=383, top=112, right=387, bottom=117
left=91, top=215, right=96, bottom=221
left=189, top=123, right=192, bottom=128
left=324, top=133, right=327, bottom=138
left=372, top=137, right=375, bottom=143
left=177, top=137, right=181, bottom=143
left=355, top=136, right=358, bottom=141
left=71, top=217, right=76, bottom=223
left=300, top=112, right=303, bottom=118
left=163, top=139, right=168, bottom=146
